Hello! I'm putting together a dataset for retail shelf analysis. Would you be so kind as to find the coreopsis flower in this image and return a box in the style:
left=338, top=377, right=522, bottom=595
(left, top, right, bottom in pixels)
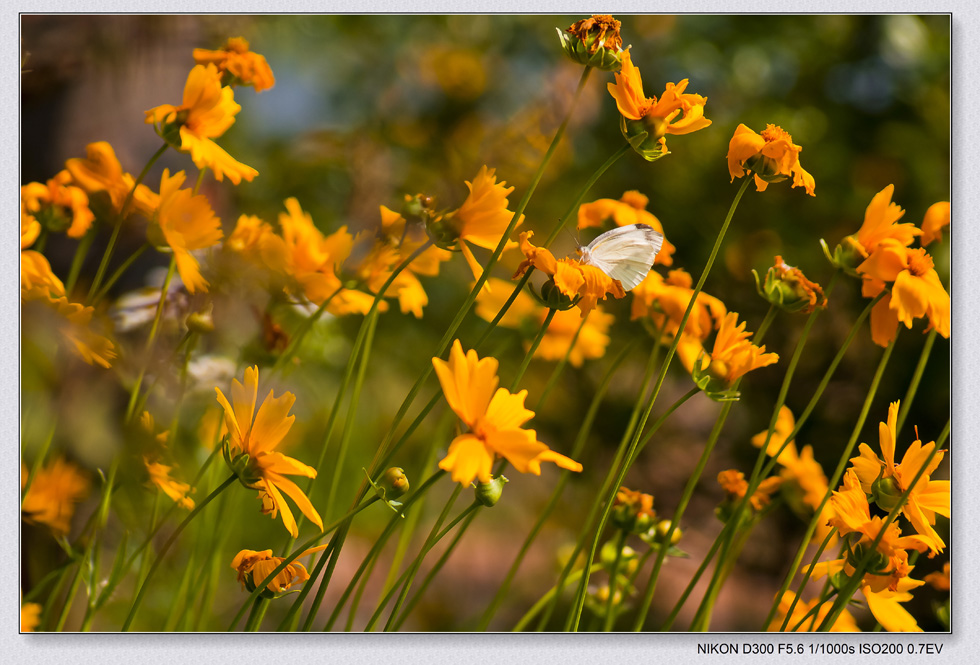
left=21, top=459, right=91, bottom=536
left=21, top=250, right=65, bottom=302
left=861, top=577, right=926, bottom=632
left=216, top=366, right=322, bottom=537
left=827, top=185, right=921, bottom=276
left=612, top=486, right=657, bottom=534
left=145, top=64, right=258, bottom=184
left=754, top=255, right=827, bottom=314
left=277, top=197, right=379, bottom=315
left=350, top=205, right=452, bottom=318
left=225, top=214, right=290, bottom=274
left=924, top=562, right=950, bottom=591
left=752, top=406, right=836, bottom=545
left=475, top=277, right=613, bottom=367
left=427, top=166, right=524, bottom=282
left=513, top=231, right=626, bottom=317
left=21, top=171, right=94, bottom=238
left=630, top=268, right=727, bottom=343
left=147, top=169, right=224, bottom=294
left=727, top=123, right=815, bottom=196
left=578, top=190, right=675, bottom=266
left=717, top=469, right=782, bottom=515
left=849, top=401, right=949, bottom=554
left=432, top=340, right=582, bottom=485
left=21, top=601, right=42, bottom=632
left=64, top=141, right=156, bottom=215
left=193, top=37, right=275, bottom=92
left=858, top=240, right=950, bottom=345
left=812, top=470, right=932, bottom=594
left=920, top=201, right=950, bottom=246
left=767, top=591, right=860, bottom=632
left=231, top=544, right=329, bottom=597
left=22, top=200, right=41, bottom=249
left=144, top=458, right=195, bottom=510
left=688, top=312, right=778, bottom=398
left=557, top=14, right=624, bottom=70
left=608, top=49, right=711, bottom=160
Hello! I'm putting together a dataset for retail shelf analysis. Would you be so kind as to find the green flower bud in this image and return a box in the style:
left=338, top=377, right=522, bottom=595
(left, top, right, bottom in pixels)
left=380, top=467, right=410, bottom=499
left=656, top=519, right=682, bottom=545
left=620, top=116, right=670, bottom=162
left=536, top=278, right=578, bottom=311
left=752, top=256, right=827, bottom=314
left=475, top=475, right=508, bottom=507
left=820, top=236, right=867, bottom=277
left=557, top=15, right=624, bottom=71
left=186, top=304, right=215, bottom=334
left=871, top=475, right=903, bottom=513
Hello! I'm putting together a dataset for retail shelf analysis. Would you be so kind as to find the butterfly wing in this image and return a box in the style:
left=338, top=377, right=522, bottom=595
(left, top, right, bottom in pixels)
left=583, top=224, right=664, bottom=291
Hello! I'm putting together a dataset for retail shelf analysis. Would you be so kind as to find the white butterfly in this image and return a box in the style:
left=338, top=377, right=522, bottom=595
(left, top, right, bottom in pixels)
left=577, top=223, right=664, bottom=291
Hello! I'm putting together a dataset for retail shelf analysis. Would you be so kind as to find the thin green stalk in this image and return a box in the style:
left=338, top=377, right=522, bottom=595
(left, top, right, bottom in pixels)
left=21, top=422, right=56, bottom=501
left=774, top=333, right=898, bottom=630
left=124, top=255, right=177, bottom=422
left=122, top=474, right=236, bottom=631
left=897, top=328, right=938, bottom=434
left=513, top=563, right=604, bottom=632
left=783, top=529, right=838, bottom=631
left=65, top=229, right=96, bottom=296
left=602, top=529, right=629, bottom=630
left=317, top=472, right=444, bottom=632
left=91, top=242, right=151, bottom=306
left=510, top=308, right=556, bottom=391
left=535, top=312, right=589, bottom=409
left=815, top=417, right=946, bottom=630
left=476, top=340, right=634, bottom=630
left=245, top=598, right=271, bottom=632
left=87, top=143, right=169, bottom=303
left=271, top=285, right=344, bottom=374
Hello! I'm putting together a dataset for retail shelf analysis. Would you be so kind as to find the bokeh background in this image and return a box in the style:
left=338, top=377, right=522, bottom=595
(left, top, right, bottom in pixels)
left=21, top=14, right=950, bottom=631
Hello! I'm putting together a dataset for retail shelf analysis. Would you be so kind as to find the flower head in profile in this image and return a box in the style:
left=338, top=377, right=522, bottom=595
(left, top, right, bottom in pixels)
left=64, top=141, right=156, bottom=216
left=149, top=169, right=224, bottom=294
left=631, top=268, right=727, bottom=343
left=428, top=166, right=523, bottom=282
left=475, top=277, right=613, bottom=367
left=21, top=171, right=94, bottom=238
left=558, top=15, right=624, bottom=70
left=858, top=240, right=950, bottom=346
left=231, top=544, right=329, bottom=597
left=578, top=191, right=675, bottom=266
left=924, top=562, right=950, bottom=592
left=21, top=459, right=91, bottom=537
left=145, top=64, right=258, bottom=184
left=920, top=201, right=950, bottom=247
left=225, top=213, right=290, bottom=275
left=277, top=197, right=379, bottom=315
left=727, top=123, right=815, bottom=196
left=849, top=401, right=949, bottom=555
left=717, top=469, right=782, bottom=514
left=754, top=255, right=827, bottom=314
left=216, top=366, right=322, bottom=537
left=513, top=231, right=626, bottom=317
left=433, top=340, right=582, bottom=485
left=21, top=250, right=66, bottom=302
left=608, top=49, right=710, bottom=160
left=612, top=486, right=658, bottom=534
left=686, top=312, right=778, bottom=399
left=193, top=37, right=275, bottom=92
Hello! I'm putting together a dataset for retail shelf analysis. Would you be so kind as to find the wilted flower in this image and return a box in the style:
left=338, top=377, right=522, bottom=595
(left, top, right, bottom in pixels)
left=727, top=123, right=815, bottom=196
left=557, top=15, right=624, bottom=70
left=231, top=544, right=329, bottom=597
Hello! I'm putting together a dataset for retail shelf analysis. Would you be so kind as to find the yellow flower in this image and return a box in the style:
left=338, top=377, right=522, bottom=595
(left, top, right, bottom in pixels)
left=577, top=191, right=675, bottom=266
left=727, top=123, right=815, bottom=196
left=151, top=169, right=224, bottom=294
left=215, top=366, right=322, bottom=537
left=692, top=311, right=779, bottom=386
left=193, top=37, right=275, bottom=92
left=145, top=64, right=258, bottom=184
left=21, top=250, right=66, bottom=302
left=923, top=562, right=950, bottom=591
left=475, top=277, right=613, bottom=367
left=64, top=141, right=156, bottom=215
left=513, top=231, right=626, bottom=317
left=858, top=240, right=950, bottom=344
left=22, top=198, right=41, bottom=249
left=752, top=406, right=837, bottom=545
left=717, top=469, right=782, bottom=512
left=21, top=171, right=95, bottom=238
left=22, top=284, right=118, bottom=368
left=630, top=268, right=727, bottom=344
left=429, top=166, right=523, bottom=282
left=433, top=340, right=582, bottom=485
left=21, top=459, right=91, bottom=536
left=278, top=198, right=379, bottom=315
left=850, top=185, right=921, bottom=258
left=231, top=544, right=329, bottom=596
left=767, top=591, right=860, bottom=632
left=920, top=201, right=950, bottom=246
left=849, top=401, right=949, bottom=554
left=144, top=458, right=195, bottom=510
left=607, top=49, right=710, bottom=157
left=225, top=213, right=290, bottom=274
left=21, top=601, right=42, bottom=632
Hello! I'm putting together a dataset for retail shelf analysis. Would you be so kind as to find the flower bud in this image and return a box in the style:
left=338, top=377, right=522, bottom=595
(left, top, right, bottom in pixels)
left=871, top=475, right=903, bottom=513
left=620, top=116, right=670, bottom=162
left=475, top=474, right=508, bottom=507
left=655, top=519, right=682, bottom=545
left=820, top=236, right=866, bottom=277
left=611, top=486, right=657, bottom=534
left=380, top=467, right=410, bottom=499
left=753, top=255, right=827, bottom=314
left=425, top=213, right=461, bottom=251
left=186, top=304, right=215, bottom=334
left=557, top=15, right=624, bottom=71
left=537, top=278, right=579, bottom=311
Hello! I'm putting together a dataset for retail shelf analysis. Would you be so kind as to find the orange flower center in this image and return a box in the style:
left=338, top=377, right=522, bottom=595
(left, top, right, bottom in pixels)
left=906, top=248, right=934, bottom=277
left=760, top=124, right=792, bottom=143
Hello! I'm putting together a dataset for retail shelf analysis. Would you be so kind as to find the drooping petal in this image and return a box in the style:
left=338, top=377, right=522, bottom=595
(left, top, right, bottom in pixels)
left=438, top=433, right=494, bottom=485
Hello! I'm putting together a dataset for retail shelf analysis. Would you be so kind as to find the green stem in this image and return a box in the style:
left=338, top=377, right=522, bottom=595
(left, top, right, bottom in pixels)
left=513, top=563, right=604, bottom=632
left=87, top=143, right=168, bottom=303
left=510, top=308, right=556, bottom=391
left=91, top=242, right=151, bottom=306
left=65, top=229, right=96, bottom=296
left=897, top=328, right=937, bottom=434
left=122, top=474, right=236, bottom=631
left=602, top=529, right=629, bottom=630
left=271, top=285, right=344, bottom=374
left=774, top=332, right=898, bottom=630
left=21, top=422, right=56, bottom=502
